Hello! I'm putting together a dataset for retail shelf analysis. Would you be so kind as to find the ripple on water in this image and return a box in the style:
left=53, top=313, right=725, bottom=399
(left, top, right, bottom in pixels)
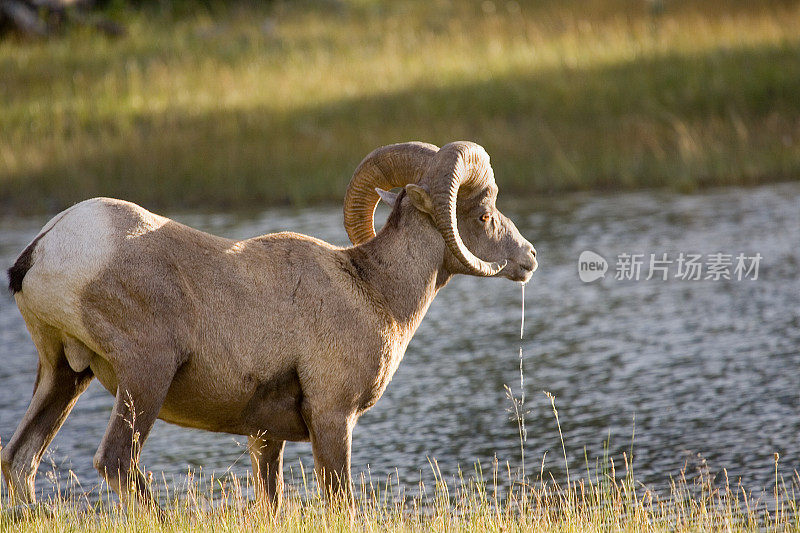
left=0, top=183, right=798, bottom=500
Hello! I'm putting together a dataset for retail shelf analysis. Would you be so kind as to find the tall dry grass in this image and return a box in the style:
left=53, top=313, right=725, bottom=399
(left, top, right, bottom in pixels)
left=2, top=393, right=798, bottom=531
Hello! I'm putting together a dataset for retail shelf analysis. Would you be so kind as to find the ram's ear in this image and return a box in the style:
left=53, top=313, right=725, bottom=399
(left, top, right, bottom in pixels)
left=376, top=187, right=399, bottom=208
left=405, top=184, right=434, bottom=216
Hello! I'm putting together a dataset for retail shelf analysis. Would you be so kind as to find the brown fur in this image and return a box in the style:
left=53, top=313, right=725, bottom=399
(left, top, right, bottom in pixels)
left=2, top=180, right=535, bottom=512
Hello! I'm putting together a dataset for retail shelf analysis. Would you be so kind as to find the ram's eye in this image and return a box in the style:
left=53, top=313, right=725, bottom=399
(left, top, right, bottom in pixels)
left=480, top=213, right=492, bottom=223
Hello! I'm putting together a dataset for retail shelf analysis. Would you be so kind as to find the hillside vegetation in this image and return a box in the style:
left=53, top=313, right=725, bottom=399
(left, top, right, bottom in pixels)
left=1, top=0, right=799, bottom=212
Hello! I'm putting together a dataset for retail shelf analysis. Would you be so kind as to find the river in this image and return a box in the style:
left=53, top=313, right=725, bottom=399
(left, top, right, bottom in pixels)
left=1, top=182, right=798, bottom=502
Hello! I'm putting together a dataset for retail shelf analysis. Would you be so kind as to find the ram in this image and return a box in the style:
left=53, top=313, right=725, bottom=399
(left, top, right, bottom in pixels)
left=2, top=141, right=537, bottom=511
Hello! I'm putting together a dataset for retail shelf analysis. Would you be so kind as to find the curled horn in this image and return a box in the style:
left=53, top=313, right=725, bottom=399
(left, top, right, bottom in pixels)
left=426, top=141, right=506, bottom=276
left=343, top=142, right=439, bottom=245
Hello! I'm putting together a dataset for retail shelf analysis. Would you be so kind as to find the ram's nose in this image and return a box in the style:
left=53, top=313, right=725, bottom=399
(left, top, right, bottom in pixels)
left=523, top=243, right=538, bottom=273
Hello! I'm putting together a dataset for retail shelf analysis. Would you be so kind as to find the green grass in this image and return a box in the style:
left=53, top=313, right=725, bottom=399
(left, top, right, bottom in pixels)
left=1, top=0, right=799, bottom=213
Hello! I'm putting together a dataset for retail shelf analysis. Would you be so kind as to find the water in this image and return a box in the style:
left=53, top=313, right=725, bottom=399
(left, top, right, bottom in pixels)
left=0, top=182, right=798, bottom=501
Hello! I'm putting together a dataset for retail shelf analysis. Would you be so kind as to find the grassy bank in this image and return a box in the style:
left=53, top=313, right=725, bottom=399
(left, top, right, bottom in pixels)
left=2, top=394, right=798, bottom=531
left=1, top=0, right=799, bottom=212
left=2, top=454, right=798, bottom=531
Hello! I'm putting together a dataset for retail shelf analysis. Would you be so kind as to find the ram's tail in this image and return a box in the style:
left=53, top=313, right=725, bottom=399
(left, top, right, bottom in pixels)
left=7, top=231, right=48, bottom=294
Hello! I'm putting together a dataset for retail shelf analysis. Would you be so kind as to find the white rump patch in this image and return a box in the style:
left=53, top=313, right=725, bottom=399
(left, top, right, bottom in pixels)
left=15, top=198, right=156, bottom=346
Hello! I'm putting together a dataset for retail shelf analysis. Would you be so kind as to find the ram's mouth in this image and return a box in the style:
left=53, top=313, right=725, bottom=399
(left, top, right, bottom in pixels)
left=523, top=257, right=538, bottom=272
left=520, top=268, right=535, bottom=283
left=507, top=262, right=536, bottom=283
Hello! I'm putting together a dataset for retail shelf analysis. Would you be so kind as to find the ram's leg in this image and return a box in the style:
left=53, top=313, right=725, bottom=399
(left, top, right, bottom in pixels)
left=307, top=411, right=354, bottom=506
left=93, top=365, right=173, bottom=512
left=248, top=435, right=285, bottom=513
left=1, top=332, right=93, bottom=505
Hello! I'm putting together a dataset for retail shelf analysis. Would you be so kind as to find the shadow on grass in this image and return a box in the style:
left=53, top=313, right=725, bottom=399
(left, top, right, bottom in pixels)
left=2, top=39, right=799, bottom=212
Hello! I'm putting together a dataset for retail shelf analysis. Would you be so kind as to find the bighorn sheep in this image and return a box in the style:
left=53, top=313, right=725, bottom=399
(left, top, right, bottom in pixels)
left=2, top=141, right=537, bottom=511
